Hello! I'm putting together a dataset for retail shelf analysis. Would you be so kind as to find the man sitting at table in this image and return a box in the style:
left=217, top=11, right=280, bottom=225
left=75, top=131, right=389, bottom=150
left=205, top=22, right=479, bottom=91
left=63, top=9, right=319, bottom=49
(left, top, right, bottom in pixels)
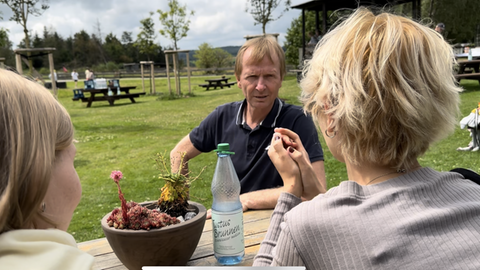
left=170, top=36, right=326, bottom=217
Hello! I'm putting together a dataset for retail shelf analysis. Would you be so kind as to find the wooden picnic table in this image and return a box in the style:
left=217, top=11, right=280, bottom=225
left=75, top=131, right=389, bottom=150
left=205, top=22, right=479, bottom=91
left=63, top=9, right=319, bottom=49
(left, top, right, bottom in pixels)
left=78, top=209, right=272, bottom=268
left=73, top=86, right=146, bottom=107
left=455, top=59, right=480, bottom=85
left=199, top=77, right=236, bottom=90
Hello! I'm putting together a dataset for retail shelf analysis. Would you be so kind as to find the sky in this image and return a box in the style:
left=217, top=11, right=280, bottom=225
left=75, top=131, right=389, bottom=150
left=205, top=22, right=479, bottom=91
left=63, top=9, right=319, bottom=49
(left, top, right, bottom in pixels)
left=0, top=0, right=308, bottom=50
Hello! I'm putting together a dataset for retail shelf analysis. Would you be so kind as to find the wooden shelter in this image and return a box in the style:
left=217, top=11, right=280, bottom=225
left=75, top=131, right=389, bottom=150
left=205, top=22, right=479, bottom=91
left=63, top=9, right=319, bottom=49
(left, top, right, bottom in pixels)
left=14, top=47, right=57, bottom=96
left=291, top=0, right=421, bottom=60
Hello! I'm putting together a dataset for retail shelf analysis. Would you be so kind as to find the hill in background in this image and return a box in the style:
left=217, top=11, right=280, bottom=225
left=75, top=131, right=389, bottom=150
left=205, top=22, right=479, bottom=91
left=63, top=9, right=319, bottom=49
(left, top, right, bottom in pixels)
left=177, top=46, right=241, bottom=64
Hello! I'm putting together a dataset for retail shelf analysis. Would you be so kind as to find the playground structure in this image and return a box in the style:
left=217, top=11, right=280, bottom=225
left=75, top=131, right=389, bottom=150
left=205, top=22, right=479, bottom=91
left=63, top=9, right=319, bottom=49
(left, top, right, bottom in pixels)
left=14, top=47, right=57, bottom=96
left=140, top=61, right=156, bottom=94
left=164, top=50, right=192, bottom=96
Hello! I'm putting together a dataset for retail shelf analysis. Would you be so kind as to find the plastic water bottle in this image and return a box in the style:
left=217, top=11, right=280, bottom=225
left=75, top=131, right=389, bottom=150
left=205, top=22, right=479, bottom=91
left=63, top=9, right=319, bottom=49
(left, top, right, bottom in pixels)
left=211, top=143, right=244, bottom=265
left=468, top=48, right=473, bottom=61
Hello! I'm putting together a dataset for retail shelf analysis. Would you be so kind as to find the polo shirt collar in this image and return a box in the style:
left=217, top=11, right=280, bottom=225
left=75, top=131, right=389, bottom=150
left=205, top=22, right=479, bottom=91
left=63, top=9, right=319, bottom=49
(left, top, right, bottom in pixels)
left=235, top=98, right=283, bottom=128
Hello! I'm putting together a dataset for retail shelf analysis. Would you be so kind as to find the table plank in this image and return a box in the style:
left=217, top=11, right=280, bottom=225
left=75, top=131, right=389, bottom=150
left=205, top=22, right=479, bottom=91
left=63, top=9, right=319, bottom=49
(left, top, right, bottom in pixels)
left=78, top=209, right=272, bottom=268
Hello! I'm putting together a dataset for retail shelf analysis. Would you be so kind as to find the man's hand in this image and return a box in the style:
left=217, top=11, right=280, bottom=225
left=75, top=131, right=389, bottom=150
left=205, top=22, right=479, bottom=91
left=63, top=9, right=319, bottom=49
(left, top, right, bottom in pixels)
left=206, top=202, right=248, bottom=219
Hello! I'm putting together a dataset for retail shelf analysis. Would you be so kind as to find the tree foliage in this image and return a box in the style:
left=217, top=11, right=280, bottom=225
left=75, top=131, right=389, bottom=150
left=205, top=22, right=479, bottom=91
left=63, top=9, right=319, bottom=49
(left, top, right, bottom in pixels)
left=0, top=0, right=49, bottom=49
left=283, top=11, right=320, bottom=66
left=157, top=0, right=194, bottom=50
left=398, top=0, right=480, bottom=44
left=0, top=28, right=9, bottom=47
left=246, top=0, right=290, bottom=34
left=194, top=43, right=233, bottom=74
left=134, top=12, right=162, bottom=61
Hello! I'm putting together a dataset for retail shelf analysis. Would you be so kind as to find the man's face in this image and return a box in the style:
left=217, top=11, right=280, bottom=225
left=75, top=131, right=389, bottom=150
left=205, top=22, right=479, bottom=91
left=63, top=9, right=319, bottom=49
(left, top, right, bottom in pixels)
left=236, top=48, right=283, bottom=112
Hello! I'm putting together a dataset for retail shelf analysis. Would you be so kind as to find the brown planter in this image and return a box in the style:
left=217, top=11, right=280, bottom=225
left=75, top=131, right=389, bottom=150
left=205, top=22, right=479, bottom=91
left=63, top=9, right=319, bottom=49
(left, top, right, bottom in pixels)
left=101, top=201, right=206, bottom=270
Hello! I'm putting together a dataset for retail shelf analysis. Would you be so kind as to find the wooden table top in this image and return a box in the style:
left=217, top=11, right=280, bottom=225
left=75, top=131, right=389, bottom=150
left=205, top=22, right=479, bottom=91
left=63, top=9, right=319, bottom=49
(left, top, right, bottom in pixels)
left=457, top=59, right=480, bottom=65
left=78, top=209, right=273, bottom=269
left=82, top=86, right=137, bottom=93
left=205, top=78, right=230, bottom=83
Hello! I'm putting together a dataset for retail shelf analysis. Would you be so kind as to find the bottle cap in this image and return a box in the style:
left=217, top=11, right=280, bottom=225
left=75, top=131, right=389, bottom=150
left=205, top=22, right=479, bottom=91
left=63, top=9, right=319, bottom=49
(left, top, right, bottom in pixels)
left=215, top=143, right=235, bottom=155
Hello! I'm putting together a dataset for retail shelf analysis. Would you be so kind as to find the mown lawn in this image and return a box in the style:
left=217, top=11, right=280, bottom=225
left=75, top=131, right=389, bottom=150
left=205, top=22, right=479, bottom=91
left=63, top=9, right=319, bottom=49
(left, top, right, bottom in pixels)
left=58, top=75, right=480, bottom=243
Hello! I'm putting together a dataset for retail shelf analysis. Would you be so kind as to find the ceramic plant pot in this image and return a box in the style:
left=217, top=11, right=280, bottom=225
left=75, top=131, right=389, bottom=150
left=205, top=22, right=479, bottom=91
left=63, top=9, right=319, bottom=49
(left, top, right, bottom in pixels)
left=101, top=201, right=206, bottom=270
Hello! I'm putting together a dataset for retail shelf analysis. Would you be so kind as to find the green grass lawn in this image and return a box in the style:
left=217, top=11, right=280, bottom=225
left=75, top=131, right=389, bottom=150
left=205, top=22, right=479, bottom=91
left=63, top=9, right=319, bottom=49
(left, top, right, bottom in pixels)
left=59, top=75, right=480, bottom=243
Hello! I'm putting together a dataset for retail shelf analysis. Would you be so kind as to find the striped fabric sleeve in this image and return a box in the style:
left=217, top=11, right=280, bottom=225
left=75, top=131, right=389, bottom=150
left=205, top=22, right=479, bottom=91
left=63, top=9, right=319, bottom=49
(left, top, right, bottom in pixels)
left=253, top=192, right=304, bottom=267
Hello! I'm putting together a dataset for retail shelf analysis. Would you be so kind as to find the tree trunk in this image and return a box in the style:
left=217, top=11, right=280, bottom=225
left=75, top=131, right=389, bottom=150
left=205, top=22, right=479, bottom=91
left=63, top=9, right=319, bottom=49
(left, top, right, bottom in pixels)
left=23, top=28, right=34, bottom=75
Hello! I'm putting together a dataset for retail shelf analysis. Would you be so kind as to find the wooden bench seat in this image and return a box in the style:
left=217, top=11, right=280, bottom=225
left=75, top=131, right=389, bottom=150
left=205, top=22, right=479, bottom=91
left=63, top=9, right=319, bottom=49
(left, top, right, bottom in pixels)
left=80, top=93, right=144, bottom=102
left=199, top=82, right=236, bottom=91
left=454, top=72, right=480, bottom=84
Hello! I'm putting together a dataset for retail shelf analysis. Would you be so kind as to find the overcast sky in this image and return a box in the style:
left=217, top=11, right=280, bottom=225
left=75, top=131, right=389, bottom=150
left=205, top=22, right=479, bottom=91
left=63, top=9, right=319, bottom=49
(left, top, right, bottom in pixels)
left=0, top=0, right=307, bottom=50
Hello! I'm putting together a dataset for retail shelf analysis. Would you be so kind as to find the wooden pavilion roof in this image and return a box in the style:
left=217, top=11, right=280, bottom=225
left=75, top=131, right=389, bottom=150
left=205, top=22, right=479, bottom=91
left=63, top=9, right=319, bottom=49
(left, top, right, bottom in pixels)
left=291, top=0, right=416, bottom=11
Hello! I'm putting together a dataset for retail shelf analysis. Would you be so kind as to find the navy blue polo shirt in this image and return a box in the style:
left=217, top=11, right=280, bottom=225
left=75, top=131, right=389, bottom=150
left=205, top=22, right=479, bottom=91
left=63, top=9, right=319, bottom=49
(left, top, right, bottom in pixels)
left=189, top=98, right=324, bottom=194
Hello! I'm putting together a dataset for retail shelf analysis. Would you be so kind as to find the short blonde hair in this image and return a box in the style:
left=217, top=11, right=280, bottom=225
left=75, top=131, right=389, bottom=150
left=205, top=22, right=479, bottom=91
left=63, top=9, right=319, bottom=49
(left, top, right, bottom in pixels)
left=235, top=35, right=286, bottom=79
left=301, top=8, right=461, bottom=169
left=0, top=69, right=74, bottom=233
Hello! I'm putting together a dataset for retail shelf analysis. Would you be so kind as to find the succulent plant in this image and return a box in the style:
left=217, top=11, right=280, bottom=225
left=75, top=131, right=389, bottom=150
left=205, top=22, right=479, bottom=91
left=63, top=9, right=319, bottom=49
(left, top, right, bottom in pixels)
left=155, top=152, right=204, bottom=218
left=107, top=170, right=179, bottom=230
left=107, top=152, right=204, bottom=230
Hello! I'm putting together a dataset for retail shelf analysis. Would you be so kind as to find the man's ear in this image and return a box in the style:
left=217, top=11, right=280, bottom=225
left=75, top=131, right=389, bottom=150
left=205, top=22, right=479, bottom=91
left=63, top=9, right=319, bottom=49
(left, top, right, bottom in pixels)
left=235, top=74, right=241, bottom=88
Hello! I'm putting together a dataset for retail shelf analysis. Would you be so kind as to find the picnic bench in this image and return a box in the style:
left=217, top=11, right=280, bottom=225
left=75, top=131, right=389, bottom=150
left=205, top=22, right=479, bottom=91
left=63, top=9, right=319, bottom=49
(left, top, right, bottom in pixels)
left=78, top=208, right=273, bottom=268
left=454, top=59, right=480, bottom=85
left=72, top=86, right=146, bottom=107
left=199, top=77, right=236, bottom=90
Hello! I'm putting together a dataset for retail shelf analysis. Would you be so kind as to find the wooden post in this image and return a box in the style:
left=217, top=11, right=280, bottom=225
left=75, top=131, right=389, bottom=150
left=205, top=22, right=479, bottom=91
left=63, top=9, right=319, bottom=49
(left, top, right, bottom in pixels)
left=48, top=52, right=57, bottom=97
left=165, top=54, right=172, bottom=95
left=172, top=52, right=180, bottom=95
left=151, top=62, right=156, bottom=94
left=186, top=52, right=191, bottom=94
left=15, top=54, right=23, bottom=74
left=140, top=63, right=145, bottom=93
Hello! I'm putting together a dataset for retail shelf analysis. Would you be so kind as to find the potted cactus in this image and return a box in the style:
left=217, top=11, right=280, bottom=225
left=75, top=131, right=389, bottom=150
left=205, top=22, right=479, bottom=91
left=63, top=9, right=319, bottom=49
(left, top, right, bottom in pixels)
left=101, top=152, right=207, bottom=270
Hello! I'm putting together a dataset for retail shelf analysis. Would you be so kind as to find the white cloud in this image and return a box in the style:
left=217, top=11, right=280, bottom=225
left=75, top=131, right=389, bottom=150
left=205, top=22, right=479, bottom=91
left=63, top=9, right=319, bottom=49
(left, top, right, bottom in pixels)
left=0, top=0, right=303, bottom=50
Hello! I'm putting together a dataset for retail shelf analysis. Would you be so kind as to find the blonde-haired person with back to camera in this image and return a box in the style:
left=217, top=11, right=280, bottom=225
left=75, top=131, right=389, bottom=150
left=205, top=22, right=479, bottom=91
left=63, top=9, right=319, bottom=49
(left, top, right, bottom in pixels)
left=253, top=8, right=480, bottom=270
left=0, top=69, right=95, bottom=269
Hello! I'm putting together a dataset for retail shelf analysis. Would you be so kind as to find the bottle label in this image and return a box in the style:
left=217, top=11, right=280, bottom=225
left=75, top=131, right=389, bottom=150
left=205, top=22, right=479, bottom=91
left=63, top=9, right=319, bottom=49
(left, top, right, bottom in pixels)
left=211, top=208, right=244, bottom=256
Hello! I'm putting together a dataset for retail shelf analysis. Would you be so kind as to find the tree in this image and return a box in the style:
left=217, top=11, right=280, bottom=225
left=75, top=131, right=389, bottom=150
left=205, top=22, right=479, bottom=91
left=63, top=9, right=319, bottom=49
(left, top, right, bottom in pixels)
left=0, top=0, right=49, bottom=72
left=246, top=0, right=290, bottom=34
left=134, top=12, right=161, bottom=61
left=103, top=33, right=125, bottom=64
left=397, top=0, right=480, bottom=44
left=284, top=10, right=320, bottom=66
left=0, top=28, right=8, bottom=47
left=194, top=43, right=233, bottom=74
left=157, top=0, right=194, bottom=51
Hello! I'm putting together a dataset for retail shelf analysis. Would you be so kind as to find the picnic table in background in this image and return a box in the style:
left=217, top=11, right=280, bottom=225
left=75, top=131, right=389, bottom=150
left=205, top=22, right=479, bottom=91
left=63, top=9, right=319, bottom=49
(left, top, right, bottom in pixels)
left=455, top=59, right=480, bottom=85
left=199, top=77, right=236, bottom=90
left=72, top=86, right=146, bottom=107
left=78, top=209, right=272, bottom=268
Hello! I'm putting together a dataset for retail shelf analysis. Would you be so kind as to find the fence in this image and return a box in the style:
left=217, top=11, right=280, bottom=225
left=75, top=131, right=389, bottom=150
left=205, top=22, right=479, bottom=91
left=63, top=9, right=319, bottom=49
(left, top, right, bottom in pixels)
left=45, top=65, right=298, bottom=81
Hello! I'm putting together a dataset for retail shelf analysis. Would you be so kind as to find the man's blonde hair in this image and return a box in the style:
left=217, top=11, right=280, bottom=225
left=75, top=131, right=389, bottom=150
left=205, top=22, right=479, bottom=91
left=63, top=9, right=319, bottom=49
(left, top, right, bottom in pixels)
left=235, top=35, right=286, bottom=79
left=301, top=8, right=461, bottom=169
left=0, top=69, right=74, bottom=233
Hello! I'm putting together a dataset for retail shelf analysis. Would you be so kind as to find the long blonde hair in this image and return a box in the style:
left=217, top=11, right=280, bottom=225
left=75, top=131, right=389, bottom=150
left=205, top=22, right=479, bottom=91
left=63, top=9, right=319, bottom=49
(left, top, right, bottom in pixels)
left=301, top=8, right=461, bottom=169
left=0, top=69, right=74, bottom=233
